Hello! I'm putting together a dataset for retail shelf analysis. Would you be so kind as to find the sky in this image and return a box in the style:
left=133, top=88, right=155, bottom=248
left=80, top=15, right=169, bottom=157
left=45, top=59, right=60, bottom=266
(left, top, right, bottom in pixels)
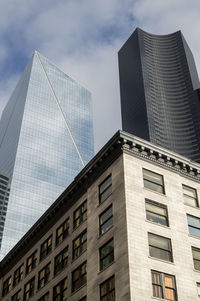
left=0, top=0, right=200, bottom=152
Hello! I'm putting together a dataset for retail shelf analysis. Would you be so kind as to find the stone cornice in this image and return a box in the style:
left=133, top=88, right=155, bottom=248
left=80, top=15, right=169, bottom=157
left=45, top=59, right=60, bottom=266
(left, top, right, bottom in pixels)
left=119, top=131, right=200, bottom=182
left=1, top=130, right=200, bottom=275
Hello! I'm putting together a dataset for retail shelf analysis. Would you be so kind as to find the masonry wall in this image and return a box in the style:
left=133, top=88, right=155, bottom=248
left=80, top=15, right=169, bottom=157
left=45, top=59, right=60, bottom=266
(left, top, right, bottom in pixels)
left=123, top=152, right=200, bottom=300
left=0, top=154, right=131, bottom=301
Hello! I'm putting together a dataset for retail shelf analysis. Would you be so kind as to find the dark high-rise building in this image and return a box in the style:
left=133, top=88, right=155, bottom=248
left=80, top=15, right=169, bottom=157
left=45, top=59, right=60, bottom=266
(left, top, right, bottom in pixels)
left=118, top=27, right=200, bottom=162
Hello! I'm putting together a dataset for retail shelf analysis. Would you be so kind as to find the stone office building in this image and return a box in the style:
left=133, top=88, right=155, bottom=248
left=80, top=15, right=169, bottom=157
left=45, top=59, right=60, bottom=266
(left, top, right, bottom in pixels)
left=1, top=130, right=200, bottom=300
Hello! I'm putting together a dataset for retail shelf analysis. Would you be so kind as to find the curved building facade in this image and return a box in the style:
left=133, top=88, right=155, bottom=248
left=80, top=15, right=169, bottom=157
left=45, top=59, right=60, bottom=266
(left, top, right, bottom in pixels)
left=119, top=28, right=200, bottom=162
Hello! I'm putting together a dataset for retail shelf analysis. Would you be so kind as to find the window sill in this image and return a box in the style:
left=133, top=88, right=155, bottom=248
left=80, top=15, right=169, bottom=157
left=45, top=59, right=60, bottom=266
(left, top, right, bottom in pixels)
left=37, top=280, right=50, bottom=293
left=71, top=249, right=87, bottom=264
left=193, top=268, right=200, bottom=274
left=54, top=236, right=69, bottom=250
left=97, top=194, right=112, bottom=207
left=25, top=267, right=36, bottom=279
left=184, top=203, right=199, bottom=210
left=145, top=219, right=170, bottom=229
left=72, top=220, right=87, bottom=233
left=152, top=295, right=177, bottom=301
left=98, top=225, right=114, bottom=239
left=148, top=256, right=174, bottom=265
left=189, top=234, right=200, bottom=240
left=71, top=283, right=86, bottom=297
left=39, top=250, right=52, bottom=263
left=12, top=280, right=22, bottom=289
left=98, top=261, right=115, bottom=274
left=143, top=187, right=166, bottom=197
left=53, top=264, right=68, bottom=278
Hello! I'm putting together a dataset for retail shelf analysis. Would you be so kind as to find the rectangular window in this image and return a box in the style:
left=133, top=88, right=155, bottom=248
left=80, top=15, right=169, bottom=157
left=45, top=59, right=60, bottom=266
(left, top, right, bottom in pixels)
left=24, top=277, right=35, bottom=301
left=40, top=235, right=52, bottom=261
left=99, top=205, right=113, bottom=235
left=55, top=218, right=69, bottom=246
left=73, top=200, right=87, bottom=229
left=53, top=277, right=67, bottom=301
left=99, top=175, right=112, bottom=203
left=54, top=246, right=68, bottom=275
left=187, top=214, right=200, bottom=237
left=151, top=271, right=177, bottom=300
left=79, top=297, right=87, bottom=301
left=72, top=261, right=87, bottom=293
left=13, top=264, right=23, bottom=287
left=183, top=184, right=198, bottom=207
left=38, top=263, right=51, bottom=290
left=26, top=250, right=37, bottom=274
left=192, top=247, right=200, bottom=270
left=2, top=276, right=11, bottom=296
left=143, top=169, right=164, bottom=194
left=38, top=292, right=49, bottom=301
left=145, top=199, right=168, bottom=226
left=11, top=290, right=21, bottom=301
left=100, top=238, right=114, bottom=271
left=197, top=283, right=200, bottom=300
left=148, top=233, right=173, bottom=262
left=73, top=229, right=87, bottom=260
left=100, top=275, right=115, bottom=301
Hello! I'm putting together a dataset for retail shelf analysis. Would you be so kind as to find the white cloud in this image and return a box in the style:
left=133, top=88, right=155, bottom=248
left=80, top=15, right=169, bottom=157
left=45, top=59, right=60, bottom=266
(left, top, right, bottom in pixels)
left=0, top=0, right=134, bottom=151
left=0, top=0, right=199, bottom=151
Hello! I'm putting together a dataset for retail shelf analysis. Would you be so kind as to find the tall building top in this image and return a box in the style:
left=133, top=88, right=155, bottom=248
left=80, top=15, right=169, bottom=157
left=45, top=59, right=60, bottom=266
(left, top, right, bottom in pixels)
left=119, top=27, right=200, bottom=162
left=0, top=51, right=94, bottom=259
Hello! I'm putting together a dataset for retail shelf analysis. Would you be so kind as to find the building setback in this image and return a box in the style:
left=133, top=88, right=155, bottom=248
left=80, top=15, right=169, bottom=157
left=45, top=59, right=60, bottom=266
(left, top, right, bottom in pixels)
left=0, top=52, right=94, bottom=259
left=1, top=130, right=200, bottom=300
left=118, top=28, right=200, bottom=162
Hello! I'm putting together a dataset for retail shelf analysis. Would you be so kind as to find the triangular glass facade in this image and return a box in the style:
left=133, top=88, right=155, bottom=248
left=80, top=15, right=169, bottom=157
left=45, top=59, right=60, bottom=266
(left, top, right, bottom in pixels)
left=0, top=52, right=94, bottom=258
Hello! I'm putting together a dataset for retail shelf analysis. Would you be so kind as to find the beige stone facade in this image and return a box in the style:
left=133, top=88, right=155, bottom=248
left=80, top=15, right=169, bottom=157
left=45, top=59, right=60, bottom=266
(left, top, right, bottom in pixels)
left=1, top=131, right=200, bottom=300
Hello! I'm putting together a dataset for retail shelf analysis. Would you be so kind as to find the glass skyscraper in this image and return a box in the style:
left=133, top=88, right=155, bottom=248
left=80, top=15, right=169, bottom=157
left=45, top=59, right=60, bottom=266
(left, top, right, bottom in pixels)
left=0, top=51, right=94, bottom=259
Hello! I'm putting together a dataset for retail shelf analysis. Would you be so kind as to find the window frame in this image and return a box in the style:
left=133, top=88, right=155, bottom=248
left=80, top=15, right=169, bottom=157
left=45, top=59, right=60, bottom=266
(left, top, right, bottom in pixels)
left=40, top=235, right=52, bottom=261
left=72, top=229, right=87, bottom=260
left=99, top=205, right=113, bottom=235
left=53, top=277, right=67, bottom=301
left=11, top=289, right=21, bottom=301
left=143, top=168, right=165, bottom=194
left=38, top=262, right=51, bottom=290
left=73, top=200, right=87, bottom=230
left=54, top=246, right=68, bottom=275
left=99, top=174, right=112, bottom=204
left=99, top=238, right=114, bottom=271
left=151, top=270, right=177, bottom=300
left=79, top=297, right=87, bottom=301
left=26, top=250, right=37, bottom=275
left=72, top=261, right=87, bottom=293
left=187, top=214, right=200, bottom=238
left=148, top=232, right=173, bottom=262
left=13, top=264, right=24, bottom=287
left=55, top=218, right=69, bottom=246
left=145, top=199, right=169, bottom=227
left=100, top=275, right=115, bottom=301
left=2, top=276, right=12, bottom=296
left=24, top=277, right=35, bottom=301
left=182, top=184, right=198, bottom=207
left=37, top=292, right=49, bottom=301
left=197, top=282, right=200, bottom=299
left=192, top=246, right=200, bottom=271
